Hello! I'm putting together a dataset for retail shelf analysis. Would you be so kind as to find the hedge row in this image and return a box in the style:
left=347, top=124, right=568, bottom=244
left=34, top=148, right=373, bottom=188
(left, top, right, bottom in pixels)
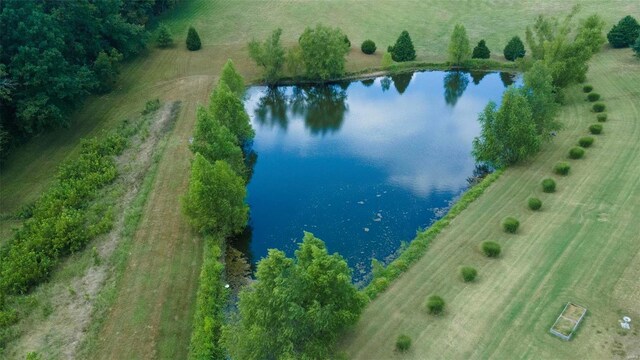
left=188, top=239, right=227, bottom=359
left=0, top=132, right=128, bottom=296
left=364, top=169, right=504, bottom=299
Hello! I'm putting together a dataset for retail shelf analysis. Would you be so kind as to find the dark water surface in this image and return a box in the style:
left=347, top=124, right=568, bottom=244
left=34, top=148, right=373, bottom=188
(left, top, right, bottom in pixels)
left=240, top=70, right=518, bottom=281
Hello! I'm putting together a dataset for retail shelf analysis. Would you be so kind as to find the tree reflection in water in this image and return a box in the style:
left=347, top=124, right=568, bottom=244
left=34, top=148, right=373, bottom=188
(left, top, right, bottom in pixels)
left=443, top=71, right=470, bottom=106
left=468, top=70, right=489, bottom=85
left=254, top=86, right=289, bottom=130
left=391, top=72, right=413, bottom=94
left=500, top=72, right=517, bottom=87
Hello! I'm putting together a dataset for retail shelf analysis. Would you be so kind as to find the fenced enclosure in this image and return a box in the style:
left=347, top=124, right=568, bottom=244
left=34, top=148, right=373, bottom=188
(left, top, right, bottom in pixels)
left=550, top=302, right=587, bottom=340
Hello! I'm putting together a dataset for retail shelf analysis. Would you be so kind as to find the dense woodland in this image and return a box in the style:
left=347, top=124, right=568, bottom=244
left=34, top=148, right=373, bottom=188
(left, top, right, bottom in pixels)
left=0, top=0, right=180, bottom=161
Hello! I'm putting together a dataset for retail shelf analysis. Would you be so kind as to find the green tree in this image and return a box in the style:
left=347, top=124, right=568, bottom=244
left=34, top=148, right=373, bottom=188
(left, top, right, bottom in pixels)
left=503, top=36, right=526, bottom=61
left=248, top=28, right=286, bottom=83
left=183, top=155, right=248, bottom=235
left=472, top=40, right=491, bottom=59
left=607, top=15, right=640, bottom=48
left=186, top=26, right=202, bottom=51
left=209, top=82, right=254, bottom=144
left=93, top=49, right=123, bottom=93
left=473, top=87, right=540, bottom=167
left=525, top=14, right=559, bottom=60
left=222, top=232, right=367, bottom=360
left=298, top=24, right=350, bottom=80
left=521, top=61, right=558, bottom=134
left=286, top=45, right=304, bottom=78
left=156, top=23, right=173, bottom=48
left=633, top=35, right=640, bottom=58
left=388, top=30, right=416, bottom=62
left=190, top=106, right=246, bottom=176
left=448, top=24, right=471, bottom=65
left=219, top=59, right=245, bottom=97
left=577, top=14, right=606, bottom=54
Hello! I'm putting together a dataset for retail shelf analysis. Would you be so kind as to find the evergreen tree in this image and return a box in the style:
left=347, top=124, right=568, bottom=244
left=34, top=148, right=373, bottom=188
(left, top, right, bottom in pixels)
left=389, top=30, right=416, bottom=62
left=503, top=36, right=526, bottom=61
left=219, top=59, right=245, bottom=97
left=183, top=155, right=248, bottom=235
left=607, top=15, right=640, bottom=48
left=209, top=82, right=254, bottom=144
left=156, top=23, right=173, bottom=48
left=448, top=24, right=471, bottom=65
left=186, top=26, right=201, bottom=51
left=472, top=40, right=491, bottom=59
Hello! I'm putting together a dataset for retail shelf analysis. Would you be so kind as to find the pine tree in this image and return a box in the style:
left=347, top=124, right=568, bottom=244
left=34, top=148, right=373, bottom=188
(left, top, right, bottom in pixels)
left=156, top=23, right=173, bottom=48
left=472, top=40, right=491, bottom=59
left=389, top=30, right=416, bottom=62
left=186, top=26, right=201, bottom=51
left=503, top=36, right=525, bottom=61
left=448, top=24, right=471, bottom=65
left=607, top=16, right=640, bottom=48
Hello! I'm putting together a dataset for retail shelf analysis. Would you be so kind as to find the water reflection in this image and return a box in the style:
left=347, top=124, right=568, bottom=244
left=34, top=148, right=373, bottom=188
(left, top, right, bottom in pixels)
left=469, top=70, right=489, bottom=85
left=254, top=87, right=288, bottom=130
left=443, top=71, right=470, bottom=106
left=391, top=72, right=413, bottom=94
left=500, top=72, right=517, bottom=87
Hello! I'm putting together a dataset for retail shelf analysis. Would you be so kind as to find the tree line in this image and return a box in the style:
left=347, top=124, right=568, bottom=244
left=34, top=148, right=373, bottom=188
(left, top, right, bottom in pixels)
left=0, top=0, right=181, bottom=161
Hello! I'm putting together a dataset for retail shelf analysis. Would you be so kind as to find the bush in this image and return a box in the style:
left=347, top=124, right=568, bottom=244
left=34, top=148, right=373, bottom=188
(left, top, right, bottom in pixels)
left=597, top=113, right=607, bottom=122
left=425, top=295, right=445, bottom=315
left=568, top=147, right=585, bottom=159
left=389, top=30, right=416, bottom=62
left=542, top=178, right=556, bottom=193
left=361, top=40, right=376, bottom=54
left=578, top=136, right=594, bottom=147
left=587, top=93, right=600, bottom=102
left=482, top=241, right=501, bottom=258
left=472, top=40, right=491, bottom=59
left=461, top=267, right=477, bottom=282
left=528, top=197, right=542, bottom=210
left=592, top=102, right=606, bottom=112
left=396, top=334, right=411, bottom=352
left=142, top=99, right=161, bottom=114
left=186, top=27, right=202, bottom=51
left=503, top=36, right=525, bottom=61
left=554, top=161, right=571, bottom=175
left=607, top=15, right=640, bottom=48
left=502, top=217, right=520, bottom=234
left=582, top=85, right=593, bottom=93
left=589, top=123, right=603, bottom=134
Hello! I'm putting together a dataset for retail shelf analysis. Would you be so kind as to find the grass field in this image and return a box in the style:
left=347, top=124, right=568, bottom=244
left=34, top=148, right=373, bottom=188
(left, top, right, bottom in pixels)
left=339, top=49, right=640, bottom=359
left=1, top=1, right=639, bottom=358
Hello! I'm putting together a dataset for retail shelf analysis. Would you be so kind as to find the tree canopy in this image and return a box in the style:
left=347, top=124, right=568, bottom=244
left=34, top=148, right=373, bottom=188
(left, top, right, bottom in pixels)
left=156, top=23, right=173, bottom=47
left=389, top=30, right=416, bottom=62
left=448, top=24, right=471, bottom=65
left=472, top=40, right=491, bottom=59
left=521, top=61, right=559, bottom=135
left=298, top=24, right=350, bottom=80
left=248, top=28, right=286, bottom=83
left=219, top=59, right=245, bottom=97
left=607, top=15, right=640, bottom=48
left=222, top=232, right=367, bottom=360
left=209, top=81, right=254, bottom=144
left=503, top=36, right=526, bottom=61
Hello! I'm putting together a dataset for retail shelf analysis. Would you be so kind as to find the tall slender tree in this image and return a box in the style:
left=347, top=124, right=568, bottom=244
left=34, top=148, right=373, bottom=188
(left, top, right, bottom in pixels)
left=186, top=26, right=202, bottom=51
left=448, top=24, right=471, bottom=65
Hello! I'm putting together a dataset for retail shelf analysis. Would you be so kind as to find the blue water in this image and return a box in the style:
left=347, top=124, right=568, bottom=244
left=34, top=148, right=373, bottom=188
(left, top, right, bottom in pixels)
left=240, top=70, right=517, bottom=281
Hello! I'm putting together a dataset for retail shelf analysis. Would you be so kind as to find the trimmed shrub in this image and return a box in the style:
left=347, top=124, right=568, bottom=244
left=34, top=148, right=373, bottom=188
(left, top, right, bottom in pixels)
left=587, top=93, right=600, bottom=102
left=361, top=40, right=376, bottom=54
left=542, top=178, right=556, bottom=193
left=597, top=113, right=607, bottom=122
left=389, top=30, right=416, bottom=62
left=482, top=241, right=501, bottom=258
left=186, top=27, right=202, bottom=51
left=472, top=40, right=491, bottom=59
left=554, top=161, right=571, bottom=175
left=582, top=85, right=593, bottom=93
left=425, top=295, right=445, bottom=315
left=568, top=147, right=585, bottom=159
left=592, top=102, right=606, bottom=112
left=503, top=36, right=525, bottom=61
left=528, top=197, right=542, bottom=210
left=589, top=124, right=603, bottom=134
left=578, top=136, right=594, bottom=147
left=396, top=334, right=411, bottom=352
left=502, top=217, right=520, bottom=234
left=461, top=266, right=477, bottom=282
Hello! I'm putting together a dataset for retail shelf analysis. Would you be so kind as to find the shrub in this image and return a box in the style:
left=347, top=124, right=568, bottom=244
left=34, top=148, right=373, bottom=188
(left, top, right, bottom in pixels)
left=587, top=93, right=600, bottom=102
left=589, top=123, right=603, bottom=134
left=592, top=102, right=606, bottom=112
left=542, top=178, right=556, bottom=193
left=568, top=147, right=585, bottom=159
left=502, top=217, right=520, bottom=233
left=503, top=36, right=525, bottom=61
left=142, top=99, right=161, bottom=114
left=156, top=23, right=173, bottom=48
left=528, top=197, right=542, bottom=210
left=389, top=30, right=416, bottom=62
left=361, top=40, right=376, bottom=54
left=396, top=334, right=411, bottom=352
left=597, top=113, right=607, bottom=122
left=582, top=85, right=593, bottom=93
left=482, top=241, right=501, bottom=258
left=472, top=40, right=491, bottom=59
left=425, top=295, right=445, bottom=315
left=186, top=27, right=202, bottom=51
left=461, top=267, right=477, bottom=282
left=554, top=161, right=571, bottom=175
left=578, top=136, right=594, bottom=147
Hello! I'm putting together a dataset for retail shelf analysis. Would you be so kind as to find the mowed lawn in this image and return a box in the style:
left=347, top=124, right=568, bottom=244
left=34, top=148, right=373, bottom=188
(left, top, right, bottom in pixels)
left=339, top=49, right=640, bottom=359
left=0, top=1, right=638, bottom=359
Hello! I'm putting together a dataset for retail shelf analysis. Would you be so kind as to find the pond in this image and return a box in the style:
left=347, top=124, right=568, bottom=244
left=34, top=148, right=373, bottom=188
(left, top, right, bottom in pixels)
left=238, top=70, right=519, bottom=282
